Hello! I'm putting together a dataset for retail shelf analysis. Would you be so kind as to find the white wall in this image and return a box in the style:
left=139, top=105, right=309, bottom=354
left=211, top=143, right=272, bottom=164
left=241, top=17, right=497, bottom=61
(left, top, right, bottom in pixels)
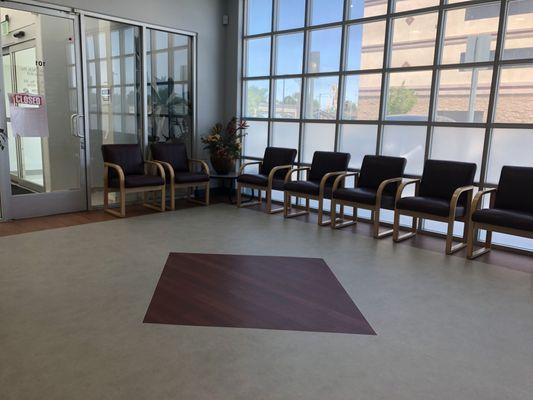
left=39, top=0, right=228, bottom=158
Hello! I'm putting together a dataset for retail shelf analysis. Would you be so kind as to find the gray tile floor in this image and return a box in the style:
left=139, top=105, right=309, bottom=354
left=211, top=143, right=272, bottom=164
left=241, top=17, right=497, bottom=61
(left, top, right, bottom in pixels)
left=1, top=204, right=532, bottom=400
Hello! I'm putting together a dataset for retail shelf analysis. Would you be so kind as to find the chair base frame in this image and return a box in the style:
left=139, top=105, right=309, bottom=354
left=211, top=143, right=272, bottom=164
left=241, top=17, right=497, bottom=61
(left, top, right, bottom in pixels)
left=236, top=182, right=288, bottom=214
left=331, top=199, right=395, bottom=239
left=467, top=222, right=533, bottom=259
left=104, top=185, right=166, bottom=218
left=169, top=182, right=210, bottom=210
left=284, top=191, right=339, bottom=226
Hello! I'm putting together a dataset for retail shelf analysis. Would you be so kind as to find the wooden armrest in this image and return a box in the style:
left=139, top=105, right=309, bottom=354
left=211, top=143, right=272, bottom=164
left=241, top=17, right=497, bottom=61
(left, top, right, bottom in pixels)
left=395, top=178, right=421, bottom=204
left=145, top=160, right=166, bottom=180
left=285, top=167, right=310, bottom=183
left=152, top=160, right=174, bottom=181
left=448, top=185, right=475, bottom=219
left=472, top=187, right=497, bottom=212
left=239, top=161, right=262, bottom=175
left=189, top=159, right=210, bottom=175
left=376, top=177, right=404, bottom=206
left=319, top=171, right=348, bottom=195
left=103, top=162, right=125, bottom=186
left=332, top=172, right=359, bottom=191
left=267, top=165, right=293, bottom=186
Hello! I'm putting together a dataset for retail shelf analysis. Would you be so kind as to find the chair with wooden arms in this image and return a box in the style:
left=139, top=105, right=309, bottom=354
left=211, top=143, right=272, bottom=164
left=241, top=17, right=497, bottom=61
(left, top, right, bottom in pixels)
left=283, top=151, right=350, bottom=226
left=467, top=166, right=533, bottom=259
left=331, top=155, right=406, bottom=238
left=151, top=142, right=210, bottom=210
left=236, top=147, right=297, bottom=213
left=102, top=144, right=166, bottom=218
left=393, top=159, right=476, bottom=255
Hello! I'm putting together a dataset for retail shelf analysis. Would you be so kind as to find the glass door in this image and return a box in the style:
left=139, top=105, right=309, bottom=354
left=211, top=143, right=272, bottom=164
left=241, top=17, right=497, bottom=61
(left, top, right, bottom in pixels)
left=0, top=3, right=87, bottom=219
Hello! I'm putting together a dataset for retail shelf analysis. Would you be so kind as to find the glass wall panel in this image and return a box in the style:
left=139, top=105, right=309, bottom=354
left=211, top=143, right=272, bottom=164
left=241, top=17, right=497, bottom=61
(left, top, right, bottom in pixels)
left=385, top=70, right=433, bottom=120
left=487, top=128, right=533, bottom=184
left=274, top=33, right=304, bottom=75
left=244, top=120, right=269, bottom=158
left=348, top=0, right=388, bottom=19
left=440, top=3, right=499, bottom=65
left=430, top=127, right=485, bottom=181
left=244, top=79, right=270, bottom=117
left=390, top=12, right=438, bottom=68
left=272, top=122, right=300, bottom=152
left=274, top=78, right=301, bottom=118
left=307, top=27, right=342, bottom=73
left=381, top=125, right=427, bottom=175
left=435, top=67, right=493, bottom=123
left=394, top=0, right=439, bottom=13
left=494, top=64, right=533, bottom=123
left=245, top=37, right=271, bottom=77
left=339, top=124, right=378, bottom=168
left=503, top=0, right=533, bottom=60
left=345, top=20, right=386, bottom=71
left=302, top=123, right=335, bottom=164
left=310, top=0, right=344, bottom=26
left=342, top=73, right=382, bottom=120
left=246, top=0, right=272, bottom=35
left=305, top=76, right=339, bottom=119
left=277, top=0, right=306, bottom=31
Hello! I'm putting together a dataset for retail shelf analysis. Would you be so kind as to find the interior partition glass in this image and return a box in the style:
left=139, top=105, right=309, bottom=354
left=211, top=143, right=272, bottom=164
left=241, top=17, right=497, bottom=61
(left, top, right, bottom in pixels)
left=84, top=17, right=141, bottom=206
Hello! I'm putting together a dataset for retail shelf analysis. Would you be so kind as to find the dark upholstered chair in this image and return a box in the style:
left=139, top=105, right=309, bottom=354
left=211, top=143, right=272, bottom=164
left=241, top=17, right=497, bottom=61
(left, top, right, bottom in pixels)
left=102, top=144, right=166, bottom=218
left=467, top=166, right=533, bottom=259
left=284, top=151, right=350, bottom=226
left=393, top=159, right=476, bottom=254
left=330, top=155, right=407, bottom=238
left=151, top=142, right=210, bottom=210
left=236, top=147, right=297, bottom=213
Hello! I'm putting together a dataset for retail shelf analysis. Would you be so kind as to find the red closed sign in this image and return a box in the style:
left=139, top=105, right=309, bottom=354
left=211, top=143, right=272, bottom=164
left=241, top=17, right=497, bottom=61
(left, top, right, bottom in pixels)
left=13, top=93, right=42, bottom=106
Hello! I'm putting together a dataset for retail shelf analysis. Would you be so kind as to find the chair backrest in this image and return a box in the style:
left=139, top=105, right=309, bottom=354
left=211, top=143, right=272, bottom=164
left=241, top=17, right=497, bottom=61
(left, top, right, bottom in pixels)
left=495, top=166, right=533, bottom=213
left=357, top=155, right=406, bottom=195
left=150, top=142, right=189, bottom=172
left=259, top=147, right=297, bottom=179
left=308, top=151, right=350, bottom=184
left=101, top=144, right=145, bottom=180
left=419, top=159, right=476, bottom=204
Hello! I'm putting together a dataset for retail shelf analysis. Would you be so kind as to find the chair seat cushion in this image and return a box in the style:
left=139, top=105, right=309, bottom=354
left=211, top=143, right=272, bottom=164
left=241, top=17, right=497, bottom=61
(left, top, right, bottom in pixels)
left=396, top=196, right=466, bottom=217
left=472, top=208, right=533, bottom=232
left=174, top=172, right=209, bottom=184
left=110, top=174, right=164, bottom=188
left=333, top=187, right=396, bottom=209
left=237, top=174, right=284, bottom=190
left=284, top=180, right=333, bottom=197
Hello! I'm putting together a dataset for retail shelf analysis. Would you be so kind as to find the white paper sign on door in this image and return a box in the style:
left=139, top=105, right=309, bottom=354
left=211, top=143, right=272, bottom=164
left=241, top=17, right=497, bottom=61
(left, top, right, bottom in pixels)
left=9, top=93, right=49, bottom=138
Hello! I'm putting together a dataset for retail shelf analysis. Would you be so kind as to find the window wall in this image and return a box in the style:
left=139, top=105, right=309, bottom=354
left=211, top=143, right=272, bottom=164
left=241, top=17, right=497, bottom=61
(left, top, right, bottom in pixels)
left=241, top=0, right=533, bottom=251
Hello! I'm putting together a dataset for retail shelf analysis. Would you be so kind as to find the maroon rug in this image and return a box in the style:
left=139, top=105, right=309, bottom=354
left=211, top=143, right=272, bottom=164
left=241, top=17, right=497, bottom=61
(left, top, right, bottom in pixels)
left=144, top=253, right=375, bottom=335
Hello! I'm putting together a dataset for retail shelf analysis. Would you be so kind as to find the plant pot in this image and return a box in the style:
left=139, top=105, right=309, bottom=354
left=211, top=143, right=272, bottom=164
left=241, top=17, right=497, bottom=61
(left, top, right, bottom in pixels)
left=210, top=156, right=236, bottom=175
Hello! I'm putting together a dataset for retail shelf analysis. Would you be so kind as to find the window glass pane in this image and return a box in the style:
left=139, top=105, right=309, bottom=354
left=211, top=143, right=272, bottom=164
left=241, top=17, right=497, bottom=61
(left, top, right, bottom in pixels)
left=494, top=64, right=533, bottom=123
left=487, top=128, right=533, bottom=183
left=244, top=80, right=270, bottom=118
left=247, top=0, right=273, bottom=35
left=381, top=125, right=426, bottom=175
left=348, top=0, right=388, bottom=19
left=272, top=122, right=300, bottom=151
left=244, top=120, right=269, bottom=158
left=307, top=27, right=342, bottom=73
left=345, top=20, right=386, bottom=71
left=390, top=12, right=438, bottom=68
left=342, top=73, right=382, bottom=120
left=274, top=78, right=301, bottom=118
left=277, top=0, right=305, bottom=30
left=310, top=0, right=344, bottom=26
left=385, top=70, right=432, bottom=121
left=435, top=67, right=492, bottom=123
left=302, top=123, right=336, bottom=163
left=275, top=33, right=304, bottom=75
left=245, top=37, right=271, bottom=77
left=430, top=127, right=484, bottom=181
left=394, top=0, right=439, bottom=13
left=339, top=124, right=378, bottom=168
left=440, top=3, right=499, bottom=65
left=305, top=76, right=339, bottom=119
left=503, top=0, right=533, bottom=60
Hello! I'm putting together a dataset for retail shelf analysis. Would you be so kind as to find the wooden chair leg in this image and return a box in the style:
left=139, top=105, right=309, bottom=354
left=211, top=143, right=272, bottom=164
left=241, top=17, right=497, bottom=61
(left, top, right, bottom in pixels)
left=161, top=186, right=165, bottom=212
left=119, top=187, right=126, bottom=217
left=205, top=182, right=210, bottom=206
left=393, top=211, right=417, bottom=242
left=445, top=219, right=455, bottom=255
left=284, top=192, right=290, bottom=217
left=236, top=183, right=242, bottom=207
left=330, top=200, right=337, bottom=228
left=170, top=182, right=175, bottom=211
left=467, top=222, right=476, bottom=259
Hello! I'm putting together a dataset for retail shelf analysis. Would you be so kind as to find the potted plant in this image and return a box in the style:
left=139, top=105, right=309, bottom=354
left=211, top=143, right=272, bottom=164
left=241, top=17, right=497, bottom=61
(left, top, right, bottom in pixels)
left=201, top=118, right=248, bottom=175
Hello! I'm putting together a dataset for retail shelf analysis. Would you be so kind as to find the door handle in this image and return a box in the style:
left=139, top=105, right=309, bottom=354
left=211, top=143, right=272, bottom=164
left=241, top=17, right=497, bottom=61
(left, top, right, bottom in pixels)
left=70, top=113, right=78, bottom=137
left=74, top=114, right=84, bottom=138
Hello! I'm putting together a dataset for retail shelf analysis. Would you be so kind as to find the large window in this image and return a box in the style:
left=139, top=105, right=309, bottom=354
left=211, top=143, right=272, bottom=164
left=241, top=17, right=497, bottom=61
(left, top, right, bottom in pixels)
left=241, top=0, right=533, bottom=252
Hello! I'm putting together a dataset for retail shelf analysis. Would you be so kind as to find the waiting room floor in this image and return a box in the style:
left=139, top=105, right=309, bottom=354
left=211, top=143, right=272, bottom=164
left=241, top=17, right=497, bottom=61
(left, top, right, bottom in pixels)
left=1, top=204, right=532, bottom=399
